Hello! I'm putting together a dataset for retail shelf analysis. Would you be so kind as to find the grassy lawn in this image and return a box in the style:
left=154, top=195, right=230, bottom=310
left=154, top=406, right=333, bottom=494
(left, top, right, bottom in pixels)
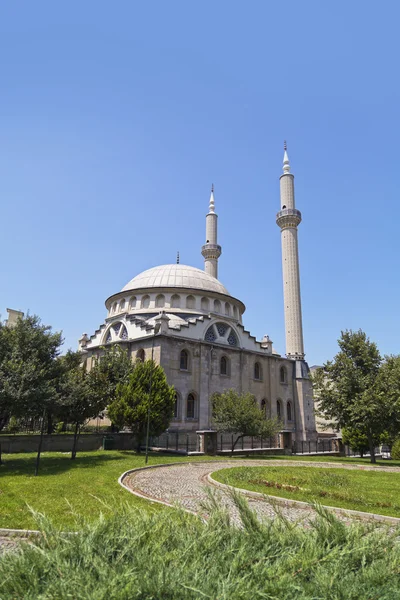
left=1, top=451, right=400, bottom=530
left=212, top=465, right=400, bottom=517
left=0, top=451, right=221, bottom=530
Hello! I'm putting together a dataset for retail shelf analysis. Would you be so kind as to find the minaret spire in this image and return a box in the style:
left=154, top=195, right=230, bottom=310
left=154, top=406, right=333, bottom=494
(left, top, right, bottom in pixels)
left=283, top=141, right=290, bottom=174
left=276, top=143, right=305, bottom=359
left=201, top=184, right=222, bottom=279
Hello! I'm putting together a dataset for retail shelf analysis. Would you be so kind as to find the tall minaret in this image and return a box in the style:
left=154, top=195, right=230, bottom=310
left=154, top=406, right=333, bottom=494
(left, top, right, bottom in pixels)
left=276, top=143, right=305, bottom=359
left=201, top=184, right=222, bottom=279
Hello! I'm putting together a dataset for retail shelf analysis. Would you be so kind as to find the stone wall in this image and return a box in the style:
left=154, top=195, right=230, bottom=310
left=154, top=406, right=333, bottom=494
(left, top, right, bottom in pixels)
left=0, top=433, right=137, bottom=454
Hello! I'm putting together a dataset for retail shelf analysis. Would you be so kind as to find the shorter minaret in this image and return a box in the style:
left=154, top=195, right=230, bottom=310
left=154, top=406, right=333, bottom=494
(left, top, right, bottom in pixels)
left=276, top=143, right=305, bottom=359
left=201, top=184, right=222, bottom=279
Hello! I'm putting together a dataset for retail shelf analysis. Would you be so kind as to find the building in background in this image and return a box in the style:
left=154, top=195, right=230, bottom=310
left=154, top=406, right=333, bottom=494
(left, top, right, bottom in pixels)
left=5, top=309, right=24, bottom=327
left=80, top=148, right=317, bottom=444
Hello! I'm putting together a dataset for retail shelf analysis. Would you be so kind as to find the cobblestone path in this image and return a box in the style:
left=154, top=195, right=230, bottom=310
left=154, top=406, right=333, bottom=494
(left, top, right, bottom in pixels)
left=0, top=536, right=19, bottom=555
left=123, top=459, right=400, bottom=525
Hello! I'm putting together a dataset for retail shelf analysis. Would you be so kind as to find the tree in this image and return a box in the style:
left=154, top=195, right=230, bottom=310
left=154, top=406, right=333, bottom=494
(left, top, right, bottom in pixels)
left=0, top=315, right=63, bottom=474
left=57, top=351, right=107, bottom=459
left=374, top=355, right=400, bottom=443
left=0, top=321, right=12, bottom=431
left=87, top=345, right=134, bottom=413
left=341, top=427, right=370, bottom=458
left=211, top=389, right=281, bottom=454
left=108, top=360, right=175, bottom=451
left=313, top=329, right=387, bottom=463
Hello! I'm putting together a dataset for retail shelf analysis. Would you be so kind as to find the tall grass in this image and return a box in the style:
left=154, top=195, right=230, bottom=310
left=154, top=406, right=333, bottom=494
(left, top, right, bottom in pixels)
left=1, top=492, right=399, bottom=599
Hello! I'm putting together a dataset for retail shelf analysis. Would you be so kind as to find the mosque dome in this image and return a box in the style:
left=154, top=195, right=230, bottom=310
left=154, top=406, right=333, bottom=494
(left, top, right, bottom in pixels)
left=121, top=264, right=230, bottom=296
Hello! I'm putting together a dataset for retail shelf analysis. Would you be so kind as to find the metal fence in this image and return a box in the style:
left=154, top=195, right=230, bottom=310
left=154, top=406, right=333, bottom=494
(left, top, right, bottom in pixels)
left=150, top=432, right=201, bottom=453
left=218, top=434, right=279, bottom=452
left=150, top=432, right=280, bottom=454
left=292, top=439, right=340, bottom=454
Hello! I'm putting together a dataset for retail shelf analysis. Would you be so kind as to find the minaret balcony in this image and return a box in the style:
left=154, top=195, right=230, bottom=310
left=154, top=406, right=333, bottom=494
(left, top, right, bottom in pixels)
left=276, top=208, right=302, bottom=229
left=201, top=244, right=222, bottom=260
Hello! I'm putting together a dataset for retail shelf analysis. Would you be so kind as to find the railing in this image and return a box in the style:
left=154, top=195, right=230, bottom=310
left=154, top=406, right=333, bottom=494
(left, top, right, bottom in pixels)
left=218, top=434, right=279, bottom=452
left=276, top=208, right=302, bottom=219
left=292, top=439, right=339, bottom=454
left=150, top=432, right=200, bottom=453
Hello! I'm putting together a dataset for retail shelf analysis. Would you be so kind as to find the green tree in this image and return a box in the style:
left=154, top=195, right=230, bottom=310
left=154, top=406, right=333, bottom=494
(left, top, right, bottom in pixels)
left=0, top=315, right=63, bottom=474
left=108, top=360, right=175, bottom=451
left=341, top=427, right=370, bottom=457
left=0, top=320, right=12, bottom=431
left=375, top=355, right=400, bottom=443
left=87, top=345, right=134, bottom=412
left=211, top=389, right=281, bottom=453
left=57, top=351, right=107, bottom=459
left=313, top=329, right=387, bottom=463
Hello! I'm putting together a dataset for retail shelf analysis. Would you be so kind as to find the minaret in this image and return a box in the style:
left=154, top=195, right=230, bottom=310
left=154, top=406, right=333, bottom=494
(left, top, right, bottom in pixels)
left=201, top=184, right=222, bottom=279
left=276, top=143, right=305, bottom=359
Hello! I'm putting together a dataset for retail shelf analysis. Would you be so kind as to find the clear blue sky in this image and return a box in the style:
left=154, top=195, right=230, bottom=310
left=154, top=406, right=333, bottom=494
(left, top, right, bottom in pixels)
left=1, top=1, right=399, bottom=366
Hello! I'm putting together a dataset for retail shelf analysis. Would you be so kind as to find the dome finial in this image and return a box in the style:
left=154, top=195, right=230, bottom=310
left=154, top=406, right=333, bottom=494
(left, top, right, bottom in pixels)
left=209, top=184, right=215, bottom=213
left=283, top=141, right=290, bottom=174
left=176, top=251, right=180, bottom=264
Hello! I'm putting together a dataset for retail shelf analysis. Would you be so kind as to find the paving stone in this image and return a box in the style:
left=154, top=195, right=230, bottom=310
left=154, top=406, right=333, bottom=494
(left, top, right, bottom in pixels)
left=125, top=459, right=400, bottom=526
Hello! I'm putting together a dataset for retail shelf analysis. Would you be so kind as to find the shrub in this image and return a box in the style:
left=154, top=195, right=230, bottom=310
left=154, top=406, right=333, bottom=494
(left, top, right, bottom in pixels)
left=391, top=438, right=400, bottom=459
left=1, top=493, right=400, bottom=599
left=4, top=416, right=20, bottom=434
left=54, top=421, right=65, bottom=434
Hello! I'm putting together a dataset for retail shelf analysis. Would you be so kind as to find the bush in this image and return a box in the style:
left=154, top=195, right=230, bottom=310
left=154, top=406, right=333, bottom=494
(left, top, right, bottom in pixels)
left=391, top=438, right=400, bottom=459
left=54, top=421, right=65, bottom=434
left=4, top=416, right=20, bottom=434
left=1, top=493, right=400, bottom=599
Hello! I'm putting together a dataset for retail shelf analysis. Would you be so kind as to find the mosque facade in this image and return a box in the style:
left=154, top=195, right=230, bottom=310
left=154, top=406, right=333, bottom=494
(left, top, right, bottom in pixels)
left=79, top=148, right=317, bottom=443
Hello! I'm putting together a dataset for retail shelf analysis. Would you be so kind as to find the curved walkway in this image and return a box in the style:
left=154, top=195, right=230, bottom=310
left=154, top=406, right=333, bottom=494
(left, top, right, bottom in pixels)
left=122, top=459, right=400, bottom=525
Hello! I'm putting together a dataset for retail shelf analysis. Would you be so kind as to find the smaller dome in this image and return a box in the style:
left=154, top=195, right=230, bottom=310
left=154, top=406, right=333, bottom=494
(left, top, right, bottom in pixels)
left=121, top=264, right=230, bottom=296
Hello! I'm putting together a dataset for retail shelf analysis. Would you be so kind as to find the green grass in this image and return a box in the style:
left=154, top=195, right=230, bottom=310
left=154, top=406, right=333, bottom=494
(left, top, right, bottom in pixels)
left=0, top=451, right=221, bottom=530
left=212, top=465, right=400, bottom=517
left=1, top=451, right=400, bottom=530
left=1, top=493, right=400, bottom=599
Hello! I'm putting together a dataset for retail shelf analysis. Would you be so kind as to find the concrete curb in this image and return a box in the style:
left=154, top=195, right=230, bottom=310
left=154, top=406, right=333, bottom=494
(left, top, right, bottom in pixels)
left=207, top=472, right=400, bottom=525
left=0, top=528, right=40, bottom=538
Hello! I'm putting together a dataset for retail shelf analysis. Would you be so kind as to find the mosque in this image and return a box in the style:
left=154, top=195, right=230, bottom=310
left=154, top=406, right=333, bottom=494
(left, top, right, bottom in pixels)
left=79, top=147, right=317, bottom=444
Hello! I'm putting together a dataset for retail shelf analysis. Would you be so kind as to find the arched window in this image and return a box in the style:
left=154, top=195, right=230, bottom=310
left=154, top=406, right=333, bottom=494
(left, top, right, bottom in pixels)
left=225, top=302, right=231, bottom=316
left=254, top=362, right=262, bottom=380
left=280, top=366, right=287, bottom=384
left=214, top=299, right=221, bottom=313
left=112, top=323, right=121, bottom=336
left=287, top=401, right=292, bottom=421
left=201, top=297, right=209, bottom=311
left=180, top=349, right=188, bottom=371
left=261, top=399, right=267, bottom=414
left=141, top=295, right=150, bottom=309
left=129, top=296, right=137, bottom=310
left=119, top=325, right=128, bottom=340
left=119, top=299, right=126, bottom=312
left=155, top=294, right=165, bottom=308
left=220, top=356, right=228, bottom=375
left=233, top=306, right=238, bottom=319
left=186, top=393, right=196, bottom=419
left=186, top=295, right=195, bottom=309
left=205, top=325, right=217, bottom=343
left=173, top=393, right=179, bottom=419
left=171, top=294, right=180, bottom=308
left=277, top=400, right=282, bottom=419
left=137, top=348, right=145, bottom=362
left=204, top=322, right=238, bottom=347
left=112, top=302, right=117, bottom=313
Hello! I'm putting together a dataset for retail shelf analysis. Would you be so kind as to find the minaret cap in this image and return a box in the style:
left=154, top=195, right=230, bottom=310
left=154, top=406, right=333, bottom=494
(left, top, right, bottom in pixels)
left=208, top=184, right=215, bottom=213
left=283, top=141, right=290, bottom=174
